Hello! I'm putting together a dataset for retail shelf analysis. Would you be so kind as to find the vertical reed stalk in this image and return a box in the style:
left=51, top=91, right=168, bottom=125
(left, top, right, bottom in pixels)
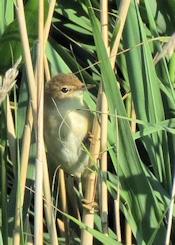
left=81, top=93, right=101, bottom=245
left=13, top=104, right=33, bottom=245
left=6, top=98, right=16, bottom=166
left=114, top=197, right=121, bottom=241
left=110, top=0, right=131, bottom=69
left=34, top=0, right=45, bottom=244
left=59, top=169, right=70, bottom=244
left=43, top=153, right=59, bottom=245
left=44, top=55, right=51, bottom=81
left=114, top=113, right=121, bottom=242
left=165, top=172, right=175, bottom=245
left=42, top=1, right=59, bottom=244
left=110, top=0, right=131, bottom=242
left=16, top=0, right=37, bottom=117
left=125, top=103, right=135, bottom=245
left=126, top=222, right=132, bottom=245
left=100, top=0, right=109, bottom=235
left=34, top=0, right=44, bottom=244
left=15, top=0, right=37, bottom=243
left=44, top=0, right=56, bottom=44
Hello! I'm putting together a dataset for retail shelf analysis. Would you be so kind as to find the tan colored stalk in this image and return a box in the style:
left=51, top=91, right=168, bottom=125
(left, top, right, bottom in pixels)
left=131, top=104, right=136, bottom=134
left=58, top=169, right=70, bottom=244
left=44, top=0, right=56, bottom=44
left=34, top=0, right=44, bottom=244
left=81, top=89, right=101, bottom=245
left=7, top=97, right=16, bottom=166
left=125, top=104, right=135, bottom=245
left=165, top=175, right=175, bottom=245
left=110, top=0, right=131, bottom=69
left=18, top=105, right=33, bottom=195
left=42, top=1, right=59, bottom=244
left=43, top=66, right=59, bottom=245
left=9, top=72, right=33, bottom=244
left=57, top=218, right=66, bottom=236
left=16, top=0, right=37, bottom=118
left=44, top=55, right=51, bottom=81
left=99, top=100, right=108, bottom=231
left=13, top=104, right=33, bottom=245
left=13, top=72, right=56, bottom=245
left=15, top=1, right=37, bottom=242
left=15, top=1, right=57, bottom=244
left=44, top=0, right=56, bottom=78
left=114, top=114, right=121, bottom=242
left=81, top=1, right=109, bottom=243
left=126, top=222, right=132, bottom=245
left=100, top=1, right=108, bottom=47
left=99, top=0, right=109, bottom=235
left=114, top=198, right=121, bottom=241
left=43, top=153, right=59, bottom=245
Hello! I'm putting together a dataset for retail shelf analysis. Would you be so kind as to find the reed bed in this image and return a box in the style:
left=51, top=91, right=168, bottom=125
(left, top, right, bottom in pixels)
left=0, top=1, right=175, bottom=245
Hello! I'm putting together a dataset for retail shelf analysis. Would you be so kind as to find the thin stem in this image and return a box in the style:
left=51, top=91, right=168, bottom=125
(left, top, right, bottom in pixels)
left=44, top=0, right=56, bottom=44
left=16, top=0, right=37, bottom=118
left=165, top=170, right=175, bottom=245
left=110, top=1, right=131, bottom=242
left=114, top=114, right=121, bottom=242
left=110, top=0, right=131, bottom=69
left=7, top=97, right=16, bottom=166
left=100, top=0, right=109, bottom=235
left=42, top=1, right=59, bottom=244
left=114, top=198, right=121, bottom=241
left=126, top=222, right=132, bottom=245
left=81, top=87, right=101, bottom=245
left=44, top=55, right=51, bottom=81
left=59, top=169, right=70, bottom=245
left=43, top=153, right=59, bottom=245
left=34, top=0, right=44, bottom=244
left=13, top=104, right=33, bottom=245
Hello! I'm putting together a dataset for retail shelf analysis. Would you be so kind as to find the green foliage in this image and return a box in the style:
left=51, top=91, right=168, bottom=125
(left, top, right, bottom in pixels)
left=1, top=0, right=175, bottom=244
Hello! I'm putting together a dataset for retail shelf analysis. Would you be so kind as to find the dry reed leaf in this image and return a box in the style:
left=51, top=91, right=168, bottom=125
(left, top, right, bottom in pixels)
left=154, top=33, right=175, bottom=64
left=0, top=58, right=21, bottom=104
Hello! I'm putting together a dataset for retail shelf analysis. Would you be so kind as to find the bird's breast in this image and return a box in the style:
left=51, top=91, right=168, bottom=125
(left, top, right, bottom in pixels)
left=67, top=109, right=90, bottom=140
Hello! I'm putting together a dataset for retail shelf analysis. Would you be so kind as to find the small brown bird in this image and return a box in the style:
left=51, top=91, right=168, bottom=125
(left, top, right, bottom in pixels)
left=44, top=73, right=92, bottom=176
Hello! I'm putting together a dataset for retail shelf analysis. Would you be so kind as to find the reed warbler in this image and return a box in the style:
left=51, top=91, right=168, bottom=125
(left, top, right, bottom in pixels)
left=44, top=73, right=92, bottom=176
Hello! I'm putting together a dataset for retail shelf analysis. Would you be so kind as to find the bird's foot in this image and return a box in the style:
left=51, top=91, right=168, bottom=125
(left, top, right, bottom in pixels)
left=82, top=199, right=98, bottom=213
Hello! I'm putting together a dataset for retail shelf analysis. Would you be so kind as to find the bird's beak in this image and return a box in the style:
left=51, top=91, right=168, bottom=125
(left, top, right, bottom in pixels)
left=78, top=84, right=95, bottom=91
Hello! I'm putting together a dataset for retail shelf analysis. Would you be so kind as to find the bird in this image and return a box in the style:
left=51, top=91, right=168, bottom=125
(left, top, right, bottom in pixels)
left=44, top=73, right=92, bottom=177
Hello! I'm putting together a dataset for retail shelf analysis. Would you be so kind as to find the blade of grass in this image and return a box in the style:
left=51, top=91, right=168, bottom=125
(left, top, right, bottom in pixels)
left=0, top=0, right=5, bottom=35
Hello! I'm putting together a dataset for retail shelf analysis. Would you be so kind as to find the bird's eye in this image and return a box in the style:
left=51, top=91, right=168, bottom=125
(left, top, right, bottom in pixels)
left=61, top=87, right=69, bottom=93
